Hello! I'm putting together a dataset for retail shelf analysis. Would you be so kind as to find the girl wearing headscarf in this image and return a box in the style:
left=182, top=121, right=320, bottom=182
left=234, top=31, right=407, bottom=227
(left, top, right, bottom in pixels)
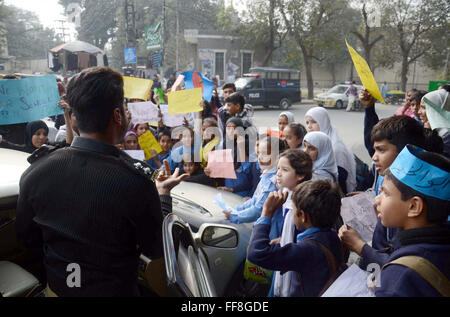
left=268, top=111, right=296, bottom=138
left=123, top=131, right=140, bottom=151
left=303, top=131, right=339, bottom=182
left=0, top=120, right=49, bottom=154
left=305, top=107, right=356, bottom=194
left=419, top=87, right=450, bottom=158
left=217, top=117, right=253, bottom=197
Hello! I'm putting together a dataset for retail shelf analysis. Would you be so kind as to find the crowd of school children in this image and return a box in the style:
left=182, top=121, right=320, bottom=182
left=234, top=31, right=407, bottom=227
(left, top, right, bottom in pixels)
left=0, top=73, right=449, bottom=298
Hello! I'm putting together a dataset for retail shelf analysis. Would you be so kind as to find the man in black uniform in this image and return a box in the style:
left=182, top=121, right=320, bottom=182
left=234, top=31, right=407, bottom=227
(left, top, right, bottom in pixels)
left=15, top=67, right=186, bottom=297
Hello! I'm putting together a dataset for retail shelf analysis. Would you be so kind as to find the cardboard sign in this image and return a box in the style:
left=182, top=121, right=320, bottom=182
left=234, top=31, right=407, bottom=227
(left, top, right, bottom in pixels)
left=123, top=76, right=153, bottom=101
left=207, top=149, right=237, bottom=179
left=168, top=88, right=203, bottom=115
left=346, top=40, right=385, bottom=104
left=0, top=75, right=62, bottom=125
left=127, top=101, right=159, bottom=125
left=138, top=130, right=163, bottom=160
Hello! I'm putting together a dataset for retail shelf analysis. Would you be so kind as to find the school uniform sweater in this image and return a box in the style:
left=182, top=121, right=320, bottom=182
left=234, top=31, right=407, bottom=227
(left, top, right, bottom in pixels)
left=229, top=167, right=283, bottom=240
left=225, top=161, right=253, bottom=197
left=147, top=150, right=171, bottom=170
left=376, top=226, right=450, bottom=297
left=248, top=223, right=343, bottom=297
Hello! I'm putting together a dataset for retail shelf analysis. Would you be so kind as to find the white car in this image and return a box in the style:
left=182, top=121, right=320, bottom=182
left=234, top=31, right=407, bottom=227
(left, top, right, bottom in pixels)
left=314, top=84, right=363, bottom=110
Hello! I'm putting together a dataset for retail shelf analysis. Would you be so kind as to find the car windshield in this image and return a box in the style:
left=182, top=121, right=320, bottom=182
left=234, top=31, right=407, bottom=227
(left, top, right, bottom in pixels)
left=328, top=86, right=348, bottom=94
left=235, top=77, right=253, bottom=90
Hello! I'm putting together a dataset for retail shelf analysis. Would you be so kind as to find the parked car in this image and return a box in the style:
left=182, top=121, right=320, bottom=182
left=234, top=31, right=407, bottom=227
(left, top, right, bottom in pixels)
left=314, top=84, right=363, bottom=110
left=165, top=182, right=262, bottom=297
left=0, top=149, right=43, bottom=297
left=236, top=67, right=302, bottom=110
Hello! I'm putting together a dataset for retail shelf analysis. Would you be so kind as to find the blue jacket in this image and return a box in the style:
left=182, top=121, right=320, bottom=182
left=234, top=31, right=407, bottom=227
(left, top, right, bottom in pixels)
left=147, top=151, right=171, bottom=170
left=248, top=224, right=343, bottom=297
left=225, top=161, right=253, bottom=198
left=230, top=167, right=283, bottom=239
left=376, top=226, right=450, bottom=297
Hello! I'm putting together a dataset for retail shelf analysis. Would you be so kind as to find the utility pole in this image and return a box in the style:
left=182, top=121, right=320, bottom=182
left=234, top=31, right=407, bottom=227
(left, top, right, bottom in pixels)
left=176, top=0, right=179, bottom=72
left=161, top=0, right=166, bottom=78
left=125, top=0, right=137, bottom=72
left=55, top=20, right=70, bottom=43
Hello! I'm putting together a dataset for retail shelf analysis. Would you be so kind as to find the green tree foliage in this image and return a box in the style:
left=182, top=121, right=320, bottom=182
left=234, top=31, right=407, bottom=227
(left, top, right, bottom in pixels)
left=2, top=5, right=62, bottom=59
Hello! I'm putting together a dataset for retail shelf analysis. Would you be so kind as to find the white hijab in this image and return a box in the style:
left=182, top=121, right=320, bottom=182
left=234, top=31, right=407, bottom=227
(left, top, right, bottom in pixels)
left=304, top=131, right=339, bottom=181
left=423, top=89, right=450, bottom=130
left=279, top=111, right=295, bottom=124
left=305, top=107, right=357, bottom=192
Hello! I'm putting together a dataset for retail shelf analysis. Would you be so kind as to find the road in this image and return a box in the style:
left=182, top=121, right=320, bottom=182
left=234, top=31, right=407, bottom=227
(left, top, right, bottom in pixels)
left=251, top=101, right=400, bottom=165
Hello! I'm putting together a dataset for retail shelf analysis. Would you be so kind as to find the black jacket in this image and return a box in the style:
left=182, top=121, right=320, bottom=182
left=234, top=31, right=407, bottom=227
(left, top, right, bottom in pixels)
left=16, top=137, right=166, bottom=297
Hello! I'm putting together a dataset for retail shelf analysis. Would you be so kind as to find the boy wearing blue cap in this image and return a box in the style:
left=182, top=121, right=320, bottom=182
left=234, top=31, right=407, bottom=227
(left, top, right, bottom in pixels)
left=375, top=145, right=450, bottom=297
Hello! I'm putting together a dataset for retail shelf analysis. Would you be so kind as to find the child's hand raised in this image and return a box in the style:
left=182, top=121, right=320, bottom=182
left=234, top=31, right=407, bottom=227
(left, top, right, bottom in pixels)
left=338, top=225, right=365, bottom=256
left=262, top=190, right=289, bottom=218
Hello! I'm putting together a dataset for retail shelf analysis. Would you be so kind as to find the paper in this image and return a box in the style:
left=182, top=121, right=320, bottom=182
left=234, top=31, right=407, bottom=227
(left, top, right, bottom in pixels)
left=127, top=101, right=160, bottom=125
left=154, top=88, right=166, bottom=104
left=138, top=130, right=163, bottom=160
left=206, top=149, right=237, bottom=179
left=125, top=150, right=145, bottom=161
left=340, top=190, right=378, bottom=243
left=213, top=193, right=232, bottom=211
left=0, top=75, right=62, bottom=125
left=168, top=88, right=203, bottom=115
left=171, top=74, right=185, bottom=92
left=160, top=104, right=185, bottom=127
left=346, top=41, right=386, bottom=104
left=123, top=76, right=153, bottom=100
left=322, top=264, right=375, bottom=297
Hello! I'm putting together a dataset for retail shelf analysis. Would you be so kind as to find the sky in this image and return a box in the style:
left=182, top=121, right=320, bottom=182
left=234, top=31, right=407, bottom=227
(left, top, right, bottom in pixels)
left=4, top=0, right=77, bottom=41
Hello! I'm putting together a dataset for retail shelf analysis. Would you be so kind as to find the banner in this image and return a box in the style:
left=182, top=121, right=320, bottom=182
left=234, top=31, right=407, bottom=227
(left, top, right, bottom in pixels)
left=346, top=40, right=385, bottom=104
left=123, top=77, right=153, bottom=101
left=145, top=23, right=162, bottom=51
left=0, top=75, right=62, bottom=125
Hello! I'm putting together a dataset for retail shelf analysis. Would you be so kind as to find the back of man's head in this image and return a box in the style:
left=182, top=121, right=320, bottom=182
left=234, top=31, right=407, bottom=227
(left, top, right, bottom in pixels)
left=371, top=116, right=428, bottom=154
left=67, top=67, right=124, bottom=134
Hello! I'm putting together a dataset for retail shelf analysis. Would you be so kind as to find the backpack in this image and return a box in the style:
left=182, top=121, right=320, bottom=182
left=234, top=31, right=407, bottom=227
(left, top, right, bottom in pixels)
left=354, top=155, right=374, bottom=192
left=383, top=256, right=450, bottom=297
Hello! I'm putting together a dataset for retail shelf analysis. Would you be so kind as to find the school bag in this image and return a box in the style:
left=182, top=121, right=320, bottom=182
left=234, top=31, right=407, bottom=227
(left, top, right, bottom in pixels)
left=354, top=155, right=374, bottom=192
left=311, top=240, right=347, bottom=297
left=383, top=256, right=450, bottom=297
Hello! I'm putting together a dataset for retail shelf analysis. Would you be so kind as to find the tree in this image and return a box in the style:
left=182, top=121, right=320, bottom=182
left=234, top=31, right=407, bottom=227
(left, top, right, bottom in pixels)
left=381, top=0, right=448, bottom=90
left=278, top=0, right=350, bottom=99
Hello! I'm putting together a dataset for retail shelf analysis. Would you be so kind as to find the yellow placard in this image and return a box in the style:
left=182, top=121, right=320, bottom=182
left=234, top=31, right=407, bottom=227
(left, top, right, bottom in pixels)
left=138, top=130, right=163, bottom=160
left=123, top=76, right=153, bottom=101
left=346, top=40, right=385, bottom=104
left=168, top=88, right=203, bottom=115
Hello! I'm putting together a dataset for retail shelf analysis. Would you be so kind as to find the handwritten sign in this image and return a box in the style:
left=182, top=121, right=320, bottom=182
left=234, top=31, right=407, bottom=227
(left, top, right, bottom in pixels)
left=138, top=130, right=163, bottom=160
left=168, top=88, right=203, bottom=115
left=207, top=149, right=237, bottom=179
left=160, top=104, right=185, bottom=127
left=322, top=264, right=375, bottom=297
left=0, top=75, right=62, bottom=125
left=340, top=190, right=378, bottom=243
left=127, top=101, right=159, bottom=125
left=123, top=76, right=153, bottom=101
left=346, top=40, right=385, bottom=104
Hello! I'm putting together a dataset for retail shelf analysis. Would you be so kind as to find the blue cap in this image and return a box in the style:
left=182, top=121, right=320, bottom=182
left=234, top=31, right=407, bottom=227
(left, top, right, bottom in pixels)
left=389, top=145, right=450, bottom=201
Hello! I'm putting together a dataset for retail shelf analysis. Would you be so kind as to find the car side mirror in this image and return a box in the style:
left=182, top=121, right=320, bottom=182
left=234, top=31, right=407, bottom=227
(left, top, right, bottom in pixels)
left=197, top=224, right=239, bottom=249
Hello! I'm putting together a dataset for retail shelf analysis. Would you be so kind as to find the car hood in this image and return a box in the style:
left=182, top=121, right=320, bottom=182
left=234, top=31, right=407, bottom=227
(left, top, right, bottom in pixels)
left=317, top=93, right=344, bottom=99
left=171, top=182, right=245, bottom=218
left=0, top=149, right=30, bottom=198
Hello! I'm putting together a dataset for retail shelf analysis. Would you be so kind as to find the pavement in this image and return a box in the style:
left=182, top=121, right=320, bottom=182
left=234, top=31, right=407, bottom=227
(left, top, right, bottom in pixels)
left=251, top=100, right=400, bottom=165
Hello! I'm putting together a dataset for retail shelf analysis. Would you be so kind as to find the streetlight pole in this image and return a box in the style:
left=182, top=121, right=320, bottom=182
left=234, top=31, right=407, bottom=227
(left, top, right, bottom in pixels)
left=161, top=0, right=166, bottom=79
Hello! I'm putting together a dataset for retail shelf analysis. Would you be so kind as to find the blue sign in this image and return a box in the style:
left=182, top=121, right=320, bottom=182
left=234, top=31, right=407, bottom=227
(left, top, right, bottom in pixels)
left=152, top=52, right=162, bottom=67
left=124, top=47, right=137, bottom=64
left=0, top=75, right=62, bottom=125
